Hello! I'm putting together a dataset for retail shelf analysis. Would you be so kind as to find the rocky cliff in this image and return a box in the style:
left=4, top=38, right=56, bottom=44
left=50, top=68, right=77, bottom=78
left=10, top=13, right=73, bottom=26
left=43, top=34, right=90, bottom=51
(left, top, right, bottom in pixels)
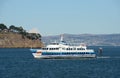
left=0, top=33, right=43, bottom=48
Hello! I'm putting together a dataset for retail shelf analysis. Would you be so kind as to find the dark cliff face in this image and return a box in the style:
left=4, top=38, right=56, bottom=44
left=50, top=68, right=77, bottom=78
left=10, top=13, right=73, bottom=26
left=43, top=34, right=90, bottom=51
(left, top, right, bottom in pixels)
left=0, top=33, right=44, bottom=48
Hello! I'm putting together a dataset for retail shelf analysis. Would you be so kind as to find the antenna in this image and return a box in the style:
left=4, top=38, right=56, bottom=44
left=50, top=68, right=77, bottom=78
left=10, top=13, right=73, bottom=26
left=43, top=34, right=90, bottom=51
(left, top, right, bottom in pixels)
left=60, top=34, right=64, bottom=41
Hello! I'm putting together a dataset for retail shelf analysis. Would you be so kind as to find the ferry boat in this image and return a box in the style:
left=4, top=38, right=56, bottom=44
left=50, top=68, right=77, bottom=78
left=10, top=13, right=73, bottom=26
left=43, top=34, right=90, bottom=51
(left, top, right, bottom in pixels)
left=30, top=36, right=96, bottom=59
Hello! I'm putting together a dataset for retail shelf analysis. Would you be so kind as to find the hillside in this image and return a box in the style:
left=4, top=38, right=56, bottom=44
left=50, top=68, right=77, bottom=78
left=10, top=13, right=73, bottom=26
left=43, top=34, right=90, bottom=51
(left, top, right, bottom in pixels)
left=42, top=34, right=120, bottom=46
left=0, top=23, right=43, bottom=48
left=0, top=33, right=43, bottom=48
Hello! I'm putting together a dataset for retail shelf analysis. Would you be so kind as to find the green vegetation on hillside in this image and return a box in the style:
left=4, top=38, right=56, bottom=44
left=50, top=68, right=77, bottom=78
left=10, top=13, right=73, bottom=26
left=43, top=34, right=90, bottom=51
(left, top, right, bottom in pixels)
left=0, top=23, right=41, bottom=40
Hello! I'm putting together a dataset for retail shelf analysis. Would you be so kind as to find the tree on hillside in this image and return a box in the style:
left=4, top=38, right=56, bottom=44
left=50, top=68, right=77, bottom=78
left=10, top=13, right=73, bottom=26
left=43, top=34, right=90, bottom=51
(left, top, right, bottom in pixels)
left=9, top=25, right=27, bottom=38
left=26, top=33, right=41, bottom=40
left=9, top=25, right=25, bottom=33
left=36, top=33, right=41, bottom=40
left=0, top=23, right=8, bottom=31
left=15, top=26, right=23, bottom=32
left=10, top=25, right=29, bottom=37
left=9, top=25, right=17, bottom=32
left=9, top=25, right=15, bottom=30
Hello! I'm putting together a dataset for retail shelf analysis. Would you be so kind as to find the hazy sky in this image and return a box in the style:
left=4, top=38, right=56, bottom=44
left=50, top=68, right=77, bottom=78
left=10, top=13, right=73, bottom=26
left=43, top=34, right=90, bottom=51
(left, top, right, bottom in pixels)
left=0, top=0, right=120, bottom=36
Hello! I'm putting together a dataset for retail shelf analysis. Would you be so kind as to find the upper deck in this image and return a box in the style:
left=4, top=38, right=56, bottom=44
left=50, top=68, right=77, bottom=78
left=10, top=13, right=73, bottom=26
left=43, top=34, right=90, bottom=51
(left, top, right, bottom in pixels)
left=38, top=39, right=94, bottom=52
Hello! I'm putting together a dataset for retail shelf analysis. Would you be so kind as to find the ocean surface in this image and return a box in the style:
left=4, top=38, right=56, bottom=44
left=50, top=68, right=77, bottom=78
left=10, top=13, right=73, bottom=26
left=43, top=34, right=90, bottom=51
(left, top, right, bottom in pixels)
left=0, top=46, right=120, bottom=78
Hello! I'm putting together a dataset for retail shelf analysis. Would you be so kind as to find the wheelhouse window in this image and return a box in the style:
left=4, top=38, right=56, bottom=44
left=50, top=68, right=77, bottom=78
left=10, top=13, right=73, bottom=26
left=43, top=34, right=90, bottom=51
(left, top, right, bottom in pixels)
left=50, top=42, right=59, bottom=45
left=77, top=48, right=85, bottom=50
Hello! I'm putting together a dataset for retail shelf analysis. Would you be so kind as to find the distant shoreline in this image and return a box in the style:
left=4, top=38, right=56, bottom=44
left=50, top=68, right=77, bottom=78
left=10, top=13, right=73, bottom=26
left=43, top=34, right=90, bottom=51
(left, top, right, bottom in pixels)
left=0, top=45, right=43, bottom=48
left=42, top=34, right=120, bottom=46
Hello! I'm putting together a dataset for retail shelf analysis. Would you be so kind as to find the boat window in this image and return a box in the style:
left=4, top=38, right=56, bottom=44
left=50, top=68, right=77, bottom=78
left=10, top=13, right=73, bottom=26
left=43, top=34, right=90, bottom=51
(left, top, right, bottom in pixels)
left=51, top=43, right=59, bottom=45
left=49, top=48, right=59, bottom=50
left=66, top=48, right=69, bottom=50
left=49, top=48, right=52, bottom=50
left=73, top=48, right=76, bottom=50
left=56, top=48, right=59, bottom=50
left=77, top=48, right=80, bottom=50
left=42, top=48, right=48, bottom=50
left=82, top=48, right=85, bottom=50
left=77, top=48, right=85, bottom=50
left=62, top=48, right=65, bottom=50
left=66, top=48, right=73, bottom=50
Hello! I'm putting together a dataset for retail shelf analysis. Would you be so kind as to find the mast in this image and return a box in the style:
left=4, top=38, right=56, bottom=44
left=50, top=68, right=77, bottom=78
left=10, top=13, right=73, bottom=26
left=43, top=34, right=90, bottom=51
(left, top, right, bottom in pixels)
left=60, top=34, right=64, bottom=41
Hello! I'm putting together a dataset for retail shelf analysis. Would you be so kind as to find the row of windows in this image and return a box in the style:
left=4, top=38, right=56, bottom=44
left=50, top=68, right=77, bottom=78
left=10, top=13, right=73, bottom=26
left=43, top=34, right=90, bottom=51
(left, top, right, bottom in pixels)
left=66, top=48, right=85, bottom=50
left=42, top=52, right=95, bottom=55
left=42, top=48, right=85, bottom=50
left=42, top=48, right=59, bottom=50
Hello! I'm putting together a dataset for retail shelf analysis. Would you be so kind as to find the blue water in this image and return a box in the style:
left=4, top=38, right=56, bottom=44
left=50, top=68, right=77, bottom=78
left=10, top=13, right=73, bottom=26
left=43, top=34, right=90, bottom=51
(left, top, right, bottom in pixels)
left=0, top=46, right=120, bottom=78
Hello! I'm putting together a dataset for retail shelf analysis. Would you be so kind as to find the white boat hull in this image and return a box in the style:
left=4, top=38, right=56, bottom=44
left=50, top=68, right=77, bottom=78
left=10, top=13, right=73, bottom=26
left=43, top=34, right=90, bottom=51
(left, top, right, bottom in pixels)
left=32, top=53, right=96, bottom=59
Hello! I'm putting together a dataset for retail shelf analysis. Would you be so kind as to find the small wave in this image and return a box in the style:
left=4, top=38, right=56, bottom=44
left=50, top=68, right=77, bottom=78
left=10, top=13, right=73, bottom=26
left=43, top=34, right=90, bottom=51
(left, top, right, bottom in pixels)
left=113, top=56, right=120, bottom=58
left=97, top=56, right=120, bottom=59
left=97, top=56, right=111, bottom=59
